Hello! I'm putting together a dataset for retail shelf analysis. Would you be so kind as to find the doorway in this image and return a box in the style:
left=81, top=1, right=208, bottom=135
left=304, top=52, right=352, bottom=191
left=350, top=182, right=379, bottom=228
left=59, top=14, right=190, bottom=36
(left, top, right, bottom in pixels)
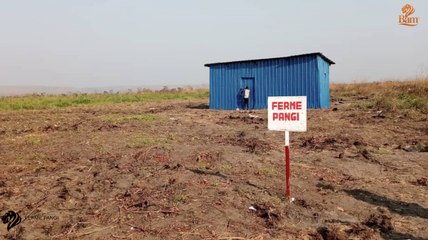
left=240, top=77, right=255, bottom=110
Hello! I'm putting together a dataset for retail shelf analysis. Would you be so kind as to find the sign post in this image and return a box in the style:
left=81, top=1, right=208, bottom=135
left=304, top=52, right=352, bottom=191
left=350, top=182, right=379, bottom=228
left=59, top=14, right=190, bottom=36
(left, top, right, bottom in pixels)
left=285, top=130, right=290, bottom=198
left=268, top=96, right=307, bottom=199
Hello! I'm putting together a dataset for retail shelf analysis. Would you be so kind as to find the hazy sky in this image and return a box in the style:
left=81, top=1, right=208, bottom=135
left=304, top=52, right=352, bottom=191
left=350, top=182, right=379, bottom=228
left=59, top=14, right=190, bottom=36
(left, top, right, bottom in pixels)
left=0, top=0, right=427, bottom=88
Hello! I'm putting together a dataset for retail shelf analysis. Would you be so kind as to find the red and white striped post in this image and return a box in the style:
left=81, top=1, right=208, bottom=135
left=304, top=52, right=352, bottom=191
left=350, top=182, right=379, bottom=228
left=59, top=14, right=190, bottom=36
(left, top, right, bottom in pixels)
left=285, top=131, right=291, bottom=198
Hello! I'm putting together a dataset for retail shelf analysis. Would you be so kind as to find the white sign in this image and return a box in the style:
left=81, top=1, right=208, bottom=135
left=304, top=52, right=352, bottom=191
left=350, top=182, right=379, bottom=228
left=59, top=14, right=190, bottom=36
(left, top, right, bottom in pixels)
left=268, top=96, right=307, bottom=132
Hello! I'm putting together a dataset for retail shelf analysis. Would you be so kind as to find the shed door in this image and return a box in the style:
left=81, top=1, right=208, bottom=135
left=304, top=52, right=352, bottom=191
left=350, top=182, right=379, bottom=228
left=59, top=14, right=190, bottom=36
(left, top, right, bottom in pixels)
left=241, top=77, right=255, bottom=109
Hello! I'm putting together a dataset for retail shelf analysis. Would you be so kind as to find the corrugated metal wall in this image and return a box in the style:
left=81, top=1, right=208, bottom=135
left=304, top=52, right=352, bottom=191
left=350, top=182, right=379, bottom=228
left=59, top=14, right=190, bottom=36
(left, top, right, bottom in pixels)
left=209, top=54, right=331, bottom=110
left=317, top=55, right=330, bottom=108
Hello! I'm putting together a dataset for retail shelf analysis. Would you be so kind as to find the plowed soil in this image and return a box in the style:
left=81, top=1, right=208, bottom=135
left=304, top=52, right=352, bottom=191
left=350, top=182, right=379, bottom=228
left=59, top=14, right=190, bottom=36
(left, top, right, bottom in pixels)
left=0, top=97, right=427, bottom=239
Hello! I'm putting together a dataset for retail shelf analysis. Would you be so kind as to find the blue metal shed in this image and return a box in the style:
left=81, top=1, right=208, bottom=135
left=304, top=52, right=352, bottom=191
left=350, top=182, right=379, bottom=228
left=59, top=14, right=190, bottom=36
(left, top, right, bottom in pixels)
left=205, top=52, right=335, bottom=110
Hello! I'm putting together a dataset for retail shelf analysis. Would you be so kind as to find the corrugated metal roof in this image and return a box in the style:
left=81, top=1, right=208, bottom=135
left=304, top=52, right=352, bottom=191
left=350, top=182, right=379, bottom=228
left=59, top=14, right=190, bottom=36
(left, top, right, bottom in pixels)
left=204, top=52, right=335, bottom=67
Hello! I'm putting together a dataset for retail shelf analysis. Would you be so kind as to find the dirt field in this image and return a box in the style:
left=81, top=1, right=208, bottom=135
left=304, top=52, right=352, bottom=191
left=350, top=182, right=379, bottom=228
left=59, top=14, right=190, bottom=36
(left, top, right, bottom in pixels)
left=0, top=85, right=427, bottom=239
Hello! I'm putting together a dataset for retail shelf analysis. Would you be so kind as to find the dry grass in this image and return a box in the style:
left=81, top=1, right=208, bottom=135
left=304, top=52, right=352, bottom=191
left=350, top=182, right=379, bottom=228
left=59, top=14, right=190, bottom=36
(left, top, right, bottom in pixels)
left=331, top=79, right=428, bottom=113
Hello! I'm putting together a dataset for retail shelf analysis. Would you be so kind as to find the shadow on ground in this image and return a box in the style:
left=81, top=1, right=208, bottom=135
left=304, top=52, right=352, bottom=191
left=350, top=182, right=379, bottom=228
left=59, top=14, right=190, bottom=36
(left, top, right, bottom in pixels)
left=345, top=189, right=428, bottom=240
left=344, top=189, right=428, bottom=219
left=186, top=103, right=209, bottom=109
left=380, top=230, right=428, bottom=240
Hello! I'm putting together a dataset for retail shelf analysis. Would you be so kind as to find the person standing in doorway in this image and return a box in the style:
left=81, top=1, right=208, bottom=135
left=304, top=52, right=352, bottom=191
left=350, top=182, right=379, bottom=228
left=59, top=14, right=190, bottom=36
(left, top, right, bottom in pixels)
left=243, top=86, right=250, bottom=110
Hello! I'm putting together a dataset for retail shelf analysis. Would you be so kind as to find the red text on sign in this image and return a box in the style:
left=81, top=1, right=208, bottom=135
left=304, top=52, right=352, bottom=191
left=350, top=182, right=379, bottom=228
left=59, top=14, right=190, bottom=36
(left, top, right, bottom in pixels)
left=271, top=101, right=302, bottom=110
left=272, top=112, right=300, bottom=121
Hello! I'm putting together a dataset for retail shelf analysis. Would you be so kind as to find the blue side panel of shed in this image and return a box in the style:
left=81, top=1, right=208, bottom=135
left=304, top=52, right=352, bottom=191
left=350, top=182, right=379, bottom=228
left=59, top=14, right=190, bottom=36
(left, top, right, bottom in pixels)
left=209, top=55, right=323, bottom=110
left=317, top=56, right=330, bottom=109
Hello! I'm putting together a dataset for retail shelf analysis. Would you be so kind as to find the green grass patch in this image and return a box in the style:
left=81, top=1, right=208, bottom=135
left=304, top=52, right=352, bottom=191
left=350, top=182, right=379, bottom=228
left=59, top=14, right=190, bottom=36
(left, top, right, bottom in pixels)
left=171, top=192, right=188, bottom=204
left=11, top=155, right=54, bottom=171
left=397, top=94, right=427, bottom=112
left=220, top=163, right=233, bottom=173
left=197, top=161, right=208, bottom=171
left=212, top=179, right=221, bottom=187
left=25, top=135, right=42, bottom=145
left=118, top=114, right=159, bottom=122
left=0, top=90, right=209, bottom=112
left=104, top=113, right=160, bottom=123
left=351, top=101, right=375, bottom=110
left=334, top=79, right=428, bottom=114
left=126, top=135, right=172, bottom=149
left=374, top=147, right=393, bottom=155
left=351, top=94, right=428, bottom=113
left=260, top=167, right=276, bottom=177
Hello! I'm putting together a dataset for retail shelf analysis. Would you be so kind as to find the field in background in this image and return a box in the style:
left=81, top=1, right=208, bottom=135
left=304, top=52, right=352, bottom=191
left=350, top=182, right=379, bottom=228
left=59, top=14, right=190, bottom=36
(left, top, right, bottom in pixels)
left=1, top=79, right=427, bottom=113
left=0, top=80, right=427, bottom=239
left=0, top=88, right=208, bottom=111
left=331, top=79, right=428, bottom=114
